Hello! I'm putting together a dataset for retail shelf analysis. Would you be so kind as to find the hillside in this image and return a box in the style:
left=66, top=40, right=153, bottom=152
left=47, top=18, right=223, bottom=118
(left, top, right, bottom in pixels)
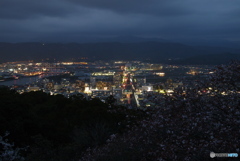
left=0, top=42, right=239, bottom=64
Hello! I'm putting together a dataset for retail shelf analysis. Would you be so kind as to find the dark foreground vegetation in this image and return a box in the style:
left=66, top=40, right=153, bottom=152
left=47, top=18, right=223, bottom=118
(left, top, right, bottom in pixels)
left=1, top=61, right=240, bottom=161
left=0, top=87, right=145, bottom=161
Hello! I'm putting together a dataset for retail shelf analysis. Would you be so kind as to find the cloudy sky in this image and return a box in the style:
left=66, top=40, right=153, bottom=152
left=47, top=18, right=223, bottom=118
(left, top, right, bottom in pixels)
left=1, top=0, right=240, bottom=44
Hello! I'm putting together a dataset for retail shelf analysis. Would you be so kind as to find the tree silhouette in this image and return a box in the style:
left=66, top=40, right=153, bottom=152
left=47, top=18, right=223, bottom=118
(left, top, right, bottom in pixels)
left=105, top=95, right=116, bottom=106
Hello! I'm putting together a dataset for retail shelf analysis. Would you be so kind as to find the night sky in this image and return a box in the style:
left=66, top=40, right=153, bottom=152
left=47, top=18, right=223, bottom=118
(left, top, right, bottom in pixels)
left=1, top=0, right=240, bottom=44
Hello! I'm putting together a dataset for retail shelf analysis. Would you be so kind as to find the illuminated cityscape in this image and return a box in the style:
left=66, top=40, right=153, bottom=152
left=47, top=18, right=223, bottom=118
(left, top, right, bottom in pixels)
left=0, top=60, right=217, bottom=108
left=1, top=0, right=240, bottom=160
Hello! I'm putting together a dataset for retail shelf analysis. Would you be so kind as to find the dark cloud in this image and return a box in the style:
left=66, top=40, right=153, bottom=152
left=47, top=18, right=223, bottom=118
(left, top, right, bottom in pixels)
left=66, top=0, right=191, bottom=16
left=0, top=0, right=77, bottom=19
left=0, top=0, right=240, bottom=44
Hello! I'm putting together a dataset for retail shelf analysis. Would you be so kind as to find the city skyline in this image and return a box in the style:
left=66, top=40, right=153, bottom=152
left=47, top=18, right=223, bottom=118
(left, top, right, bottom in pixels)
left=1, top=1, right=239, bottom=158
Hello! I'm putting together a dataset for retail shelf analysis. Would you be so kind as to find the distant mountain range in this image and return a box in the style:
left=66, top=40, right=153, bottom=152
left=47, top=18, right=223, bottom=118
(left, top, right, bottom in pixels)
left=0, top=42, right=239, bottom=65
left=34, top=35, right=240, bottom=48
left=171, top=53, right=240, bottom=65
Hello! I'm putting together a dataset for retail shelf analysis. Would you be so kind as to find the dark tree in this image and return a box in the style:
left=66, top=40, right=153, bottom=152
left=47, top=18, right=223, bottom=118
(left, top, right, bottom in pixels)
left=105, top=95, right=116, bottom=106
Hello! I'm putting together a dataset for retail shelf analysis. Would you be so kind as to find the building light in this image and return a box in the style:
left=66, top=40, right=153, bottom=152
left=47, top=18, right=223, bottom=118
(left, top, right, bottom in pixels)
left=155, top=72, right=165, bottom=76
left=159, top=90, right=165, bottom=94
left=167, top=90, right=173, bottom=93
left=62, top=62, right=73, bottom=65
